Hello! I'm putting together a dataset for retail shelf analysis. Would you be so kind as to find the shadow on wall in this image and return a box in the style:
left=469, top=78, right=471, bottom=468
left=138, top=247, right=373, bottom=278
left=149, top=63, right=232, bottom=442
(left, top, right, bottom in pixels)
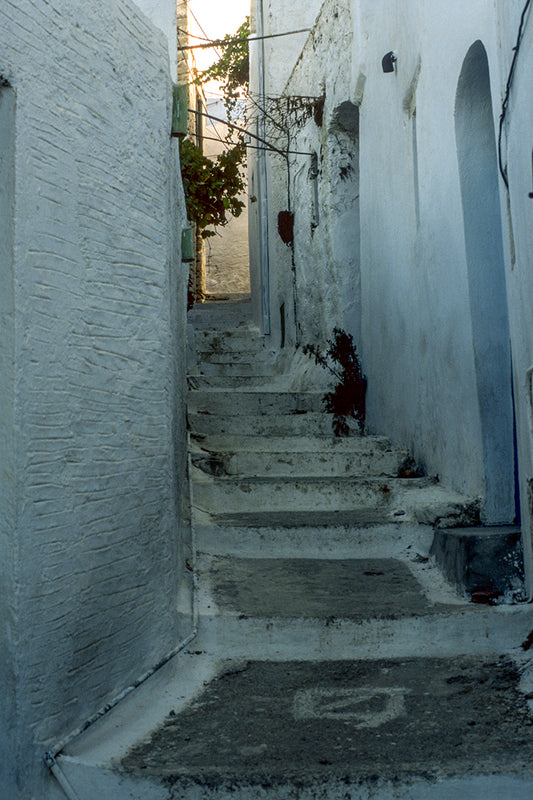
left=455, top=39, right=516, bottom=525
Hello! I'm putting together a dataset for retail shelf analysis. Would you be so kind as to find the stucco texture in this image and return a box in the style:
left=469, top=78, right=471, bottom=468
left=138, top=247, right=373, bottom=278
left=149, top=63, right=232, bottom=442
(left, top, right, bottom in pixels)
left=261, top=0, right=522, bottom=523
left=0, top=2, right=188, bottom=797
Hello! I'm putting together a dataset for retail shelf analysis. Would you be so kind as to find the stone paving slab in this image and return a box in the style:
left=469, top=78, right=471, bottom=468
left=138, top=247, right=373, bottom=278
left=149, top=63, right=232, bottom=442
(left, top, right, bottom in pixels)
left=119, top=656, right=533, bottom=788
left=206, top=557, right=453, bottom=620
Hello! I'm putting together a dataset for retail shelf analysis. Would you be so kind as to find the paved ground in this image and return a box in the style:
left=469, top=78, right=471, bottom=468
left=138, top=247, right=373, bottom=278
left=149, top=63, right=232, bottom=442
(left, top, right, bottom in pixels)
left=207, top=557, right=454, bottom=620
left=120, top=655, right=533, bottom=789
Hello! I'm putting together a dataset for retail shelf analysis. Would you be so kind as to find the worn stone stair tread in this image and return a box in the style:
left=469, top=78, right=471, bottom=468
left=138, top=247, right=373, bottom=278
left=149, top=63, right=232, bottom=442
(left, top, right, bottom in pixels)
left=190, top=433, right=396, bottom=452
left=189, top=436, right=409, bottom=478
left=203, top=556, right=465, bottom=620
left=188, top=363, right=282, bottom=378
left=188, top=391, right=326, bottom=416
left=191, top=473, right=430, bottom=486
left=188, top=412, right=363, bottom=436
left=199, top=508, right=419, bottom=528
left=188, top=374, right=289, bottom=388
left=116, top=656, right=533, bottom=793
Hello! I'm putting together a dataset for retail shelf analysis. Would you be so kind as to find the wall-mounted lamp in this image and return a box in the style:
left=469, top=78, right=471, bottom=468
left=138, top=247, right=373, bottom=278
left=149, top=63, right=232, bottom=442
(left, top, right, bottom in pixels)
left=382, top=51, right=397, bottom=73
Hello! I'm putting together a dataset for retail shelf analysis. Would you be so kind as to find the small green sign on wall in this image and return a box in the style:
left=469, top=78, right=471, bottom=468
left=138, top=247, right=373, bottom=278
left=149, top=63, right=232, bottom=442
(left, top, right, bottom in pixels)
left=172, top=85, right=189, bottom=137
left=181, top=227, right=194, bottom=263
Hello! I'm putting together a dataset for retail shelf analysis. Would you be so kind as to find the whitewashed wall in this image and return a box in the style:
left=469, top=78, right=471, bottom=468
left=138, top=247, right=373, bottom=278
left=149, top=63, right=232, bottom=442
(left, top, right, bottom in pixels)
left=499, top=0, right=533, bottom=584
left=277, top=0, right=357, bottom=347
left=264, top=0, right=525, bottom=527
left=134, top=0, right=179, bottom=80
left=248, top=0, right=324, bottom=334
left=0, top=2, right=188, bottom=798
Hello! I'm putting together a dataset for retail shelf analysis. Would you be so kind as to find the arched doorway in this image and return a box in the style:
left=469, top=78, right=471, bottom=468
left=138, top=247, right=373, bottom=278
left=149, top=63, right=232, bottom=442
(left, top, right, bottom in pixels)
left=455, top=41, right=516, bottom=524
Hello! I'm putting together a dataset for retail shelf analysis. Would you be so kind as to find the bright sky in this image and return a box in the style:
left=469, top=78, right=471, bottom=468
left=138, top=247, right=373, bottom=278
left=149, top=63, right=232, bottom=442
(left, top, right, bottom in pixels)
left=188, top=0, right=251, bottom=85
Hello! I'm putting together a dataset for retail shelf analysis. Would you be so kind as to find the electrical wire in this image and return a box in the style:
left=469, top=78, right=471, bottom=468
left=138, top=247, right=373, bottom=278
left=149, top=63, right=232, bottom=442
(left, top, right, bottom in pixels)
left=498, top=0, right=532, bottom=189
left=178, top=27, right=212, bottom=42
left=187, top=106, right=287, bottom=156
left=179, top=28, right=311, bottom=51
left=199, top=131, right=313, bottom=156
left=187, top=6, right=223, bottom=58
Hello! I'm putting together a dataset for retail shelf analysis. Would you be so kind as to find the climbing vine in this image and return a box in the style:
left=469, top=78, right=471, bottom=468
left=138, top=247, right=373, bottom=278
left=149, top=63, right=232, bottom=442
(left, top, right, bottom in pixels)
left=181, top=19, right=250, bottom=239
left=179, top=138, right=246, bottom=238
left=195, top=17, right=250, bottom=121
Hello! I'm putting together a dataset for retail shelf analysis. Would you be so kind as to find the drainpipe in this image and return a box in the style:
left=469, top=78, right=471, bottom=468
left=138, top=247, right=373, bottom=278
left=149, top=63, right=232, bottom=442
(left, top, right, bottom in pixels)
left=257, top=0, right=271, bottom=334
left=44, top=433, right=200, bottom=796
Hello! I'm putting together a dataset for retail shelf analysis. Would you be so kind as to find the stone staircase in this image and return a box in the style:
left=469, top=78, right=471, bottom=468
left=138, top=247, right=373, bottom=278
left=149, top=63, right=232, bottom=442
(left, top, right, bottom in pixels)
left=59, top=300, right=533, bottom=800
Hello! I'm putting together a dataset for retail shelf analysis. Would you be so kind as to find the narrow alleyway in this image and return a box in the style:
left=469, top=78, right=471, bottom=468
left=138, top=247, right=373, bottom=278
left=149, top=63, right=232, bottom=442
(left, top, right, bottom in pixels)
left=61, top=298, right=533, bottom=799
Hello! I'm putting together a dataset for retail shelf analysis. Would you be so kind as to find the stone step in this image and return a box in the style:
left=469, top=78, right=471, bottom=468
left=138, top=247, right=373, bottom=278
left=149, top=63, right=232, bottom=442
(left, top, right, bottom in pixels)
left=188, top=390, right=325, bottom=416
left=188, top=373, right=291, bottom=389
left=193, top=555, right=531, bottom=660
left=187, top=299, right=253, bottom=328
left=188, top=411, right=364, bottom=437
left=188, top=360, right=282, bottom=378
left=191, top=433, right=393, bottom=453
left=192, top=473, right=444, bottom=514
left=193, top=329, right=269, bottom=354
left=191, top=348, right=278, bottom=365
left=190, top=435, right=409, bottom=478
left=193, top=478, right=474, bottom=523
left=59, top=642, right=533, bottom=800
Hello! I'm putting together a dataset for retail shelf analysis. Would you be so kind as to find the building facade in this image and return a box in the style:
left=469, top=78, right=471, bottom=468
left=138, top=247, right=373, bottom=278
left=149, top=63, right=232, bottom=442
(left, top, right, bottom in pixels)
left=0, top=2, right=189, bottom=797
left=249, top=0, right=533, bottom=585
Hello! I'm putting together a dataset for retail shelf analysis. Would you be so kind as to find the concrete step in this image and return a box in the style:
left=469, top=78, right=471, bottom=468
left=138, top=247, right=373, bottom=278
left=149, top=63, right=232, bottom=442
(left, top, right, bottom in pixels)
left=188, top=390, right=325, bottom=415
left=193, top=330, right=269, bottom=354
left=191, top=348, right=278, bottom=365
left=190, top=434, right=409, bottom=478
left=115, top=650, right=533, bottom=800
left=188, top=411, right=365, bottom=437
left=191, top=473, right=457, bottom=515
left=193, top=509, right=436, bottom=558
left=193, top=482, right=478, bottom=528
left=187, top=299, right=253, bottom=329
left=58, top=642, right=533, bottom=800
left=191, top=433, right=393, bottom=453
left=188, top=373, right=291, bottom=389
left=187, top=389, right=324, bottom=417
left=193, top=554, right=530, bottom=660
left=188, top=360, right=282, bottom=378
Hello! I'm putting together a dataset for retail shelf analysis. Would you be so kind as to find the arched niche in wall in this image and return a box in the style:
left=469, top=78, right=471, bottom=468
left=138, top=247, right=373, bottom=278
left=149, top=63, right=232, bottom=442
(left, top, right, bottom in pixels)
left=323, top=100, right=361, bottom=343
left=455, top=40, right=516, bottom=524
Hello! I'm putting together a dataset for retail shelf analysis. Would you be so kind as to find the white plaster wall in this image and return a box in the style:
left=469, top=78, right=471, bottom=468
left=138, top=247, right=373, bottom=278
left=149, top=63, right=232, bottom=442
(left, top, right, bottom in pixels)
left=500, top=0, right=533, bottom=583
left=134, top=0, right=179, bottom=80
left=248, top=0, right=324, bottom=334
left=0, top=82, right=18, bottom=798
left=266, top=0, right=521, bottom=517
left=262, top=0, right=324, bottom=96
left=0, top=3, right=188, bottom=798
left=356, top=0, right=494, bottom=505
left=281, top=0, right=357, bottom=347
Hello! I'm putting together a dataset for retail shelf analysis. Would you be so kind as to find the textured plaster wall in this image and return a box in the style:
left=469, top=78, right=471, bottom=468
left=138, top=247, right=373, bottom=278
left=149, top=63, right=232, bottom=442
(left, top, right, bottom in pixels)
left=248, top=0, right=324, bottom=335
left=134, top=0, right=178, bottom=80
left=0, top=3, right=188, bottom=797
left=281, top=0, right=357, bottom=347
left=266, top=0, right=521, bottom=519
left=262, top=0, right=324, bottom=96
left=357, top=0, right=503, bottom=511
left=500, top=0, right=533, bottom=583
